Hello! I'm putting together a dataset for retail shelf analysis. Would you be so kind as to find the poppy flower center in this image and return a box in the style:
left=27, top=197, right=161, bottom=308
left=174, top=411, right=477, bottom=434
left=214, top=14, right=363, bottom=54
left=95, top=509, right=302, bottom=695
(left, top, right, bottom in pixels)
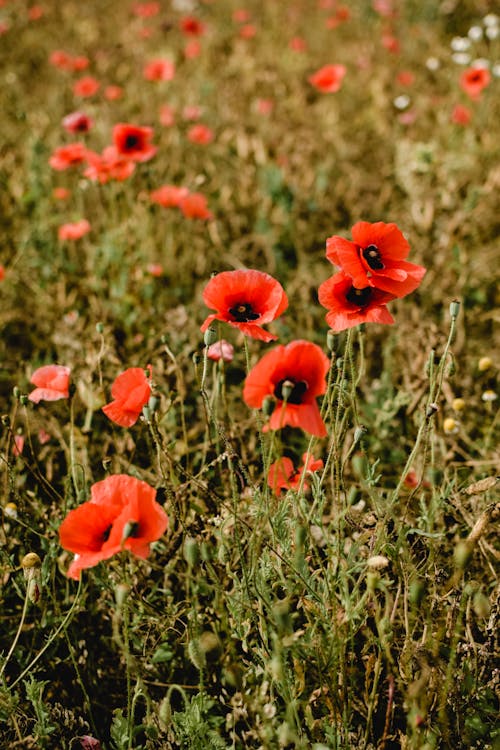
left=124, top=134, right=140, bottom=150
left=228, top=302, right=260, bottom=322
left=362, top=244, right=385, bottom=270
left=101, top=525, right=112, bottom=543
left=345, top=286, right=372, bottom=307
left=274, top=378, right=308, bottom=404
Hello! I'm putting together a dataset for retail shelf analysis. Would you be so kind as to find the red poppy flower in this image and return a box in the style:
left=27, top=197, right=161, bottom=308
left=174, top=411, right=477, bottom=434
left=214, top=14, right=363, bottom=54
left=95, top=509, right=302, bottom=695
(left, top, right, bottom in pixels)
left=268, top=452, right=323, bottom=494
left=459, top=66, right=491, bottom=100
left=133, top=2, right=160, bottom=17
left=233, top=8, right=251, bottom=23
left=382, top=33, right=400, bottom=54
left=53, top=187, right=71, bottom=200
left=396, top=70, right=414, bottom=86
left=243, top=340, right=329, bottom=436
left=289, top=36, right=307, bottom=52
left=59, top=474, right=168, bottom=579
left=49, top=142, right=87, bottom=170
left=207, top=339, right=234, bottom=363
left=143, top=58, right=175, bottom=82
left=239, top=23, right=257, bottom=38
left=451, top=104, right=472, bottom=125
left=102, top=367, right=151, bottom=427
left=200, top=269, right=288, bottom=342
left=150, top=184, right=189, bottom=207
left=179, top=192, right=213, bottom=220
left=84, top=146, right=136, bottom=183
left=159, top=104, right=175, bottom=127
left=0, top=264, right=5, bottom=281
left=184, top=40, right=202, bottom=59
left=180, top=16, right=206, bottom=36
left=325, top=221, right=426, bottom=297
left=71, top=56, right=90, bottom=72
left=49, top=49, right=72, bottom=70
left=28, top=364, right=71, bottom=403
left=318, top=271, right=396, bottom=332
left=187, top=123, right=214, bottom=144
left=73, top=76, right=100, bottom=97
left=309, top=64, right=346, bottom=93
left=104, top=85, right=123, bottom=100
left=62, top=111, right=93, bottom=133
left=112, top=123, right=157, bottom=163
left=58, top=219, right=91, bottom=241
left=146, top=263, right=163, bottom=277
left=182, top=105, right=202, bottom=121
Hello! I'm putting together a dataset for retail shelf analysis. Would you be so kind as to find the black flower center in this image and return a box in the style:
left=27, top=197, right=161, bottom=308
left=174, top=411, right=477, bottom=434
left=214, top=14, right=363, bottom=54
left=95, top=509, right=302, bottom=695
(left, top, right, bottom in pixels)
left=274, top=378, right=308, bottom=404
left=228, top=302, right=260, bottom=322
left=362, top=244, right=384, bottom=270
left=345, top=286, right=372, bottom=307
left=102, top=525, right=112, bottom=543
left=124, top=134, right=140, bottom=150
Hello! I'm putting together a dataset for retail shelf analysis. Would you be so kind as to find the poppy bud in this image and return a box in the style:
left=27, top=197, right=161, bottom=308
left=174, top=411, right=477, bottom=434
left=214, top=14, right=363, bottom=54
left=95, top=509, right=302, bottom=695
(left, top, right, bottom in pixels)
left=148, top=394, right=159, bottom=413
left=326, top=329, right=336, bottom=352
left=367, top=555, right=389, bottom=570
left=445, top=359, right=456, bottom=377
left=280, top=380, right=294, bottom=402
left=22, top=552, right=42, bottom=604
left=158, top=696, right=172, bottom=730
left=424, top=348, right=436, bottom=377
left=187, top=638, right=206, bottom=670
left=142, top=405, right=150, bottom=422
left=353, top=425, right=367, bottom=446
left=449, top=299, right=461, bottom=320
left=20, top=394, right=29, bottom=406
left=203, top=326, right=217, bottom=347
left=95, top=322, right=104, bottom=334
left=262, top=395, right=276, bottom=416
left=472, top=591, right=490, bottom=619
left=409, top=578, right=425, bottom=606
left=13, top=386, right=20, bottom=400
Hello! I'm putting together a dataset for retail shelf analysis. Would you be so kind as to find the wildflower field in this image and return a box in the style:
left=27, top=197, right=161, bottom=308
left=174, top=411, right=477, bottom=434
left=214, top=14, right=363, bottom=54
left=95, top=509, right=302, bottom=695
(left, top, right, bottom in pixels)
left=1, top=0, right=499, bottom=748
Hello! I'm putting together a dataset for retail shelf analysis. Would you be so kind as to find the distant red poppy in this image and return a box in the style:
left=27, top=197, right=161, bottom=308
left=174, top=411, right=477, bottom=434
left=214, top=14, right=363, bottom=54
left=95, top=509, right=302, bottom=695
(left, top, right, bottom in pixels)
left=102, top=367, right=151, bottom=427
left=184, top=40, right=202, bottom=59
left=382, top=33, right=400, bottom=54
left=49, top=142, right=87, bottom=170
left=28, top=364, right=71, bottom=403
left=159, top=104, right=175, bottom=126
left=58, top=219, right=91, bottom=241
left=239, top=23, right=257, bottom=38
left=150, top=184, right=189, bottom=207
left=233, top=8, right=251, bottom=23
left=459, top=66, right=491, bottom=99
left=207, top=339, right=234, bottom=363
left=71, top=56, right=90, bottom=72
left=132, top=1, right=160, bottom=17
left=451, top=104, right=472, bottom=125
left=396, top=70, right=414, bottom=86
left=12, top=435, right=25, bottom=456
left=179, top=192, right=213, bottom=220
left=59, top=474, right=168, bottom=579
left=112, top=123, right=157, bottom=162
left=318, top=271, right=396, bottom=332
left=187, top=123, right=214, bottom=144
left=146, top=263, right=163, bottom=277
left=289, top=36, right=307, bottom=52
left=182, top=105, right=202, bottom=121
left=84, top=146, right=136, bottom=183
left=28, top=6, right=44, bottom=20
left=53, top=187, right=71, bottom=200
left=268, top=452, right=324, bottom=494
left=309, top=64, right=346, bottom=93
left=62, top=111, right=93, bottom=133
left=0, top=265, right=5, bottom=281
left=256, top=98, right=274, bottom=115
left=49, top=49, right=72, bottom=70
left=143, top=58, right=175, bottom=82
left=201, top=269, right=288, bottom=342
left=104, top=85, right=123, bottom=100
left=244, top=340, right=329, bottom=436
left=73, top=76, right=100, bottom=97
left=180, top=16, right=206, bottom=35
left=325, top=221, right=426, bottom=297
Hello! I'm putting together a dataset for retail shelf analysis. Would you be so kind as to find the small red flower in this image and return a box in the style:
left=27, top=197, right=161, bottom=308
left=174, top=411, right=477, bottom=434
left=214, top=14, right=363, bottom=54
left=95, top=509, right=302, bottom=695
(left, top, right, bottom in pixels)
left=49, top=49, right=72, bottom=70
left=243, top=340, right=329, bottom=437
left=28, top=364, right=71, bottom=403
left=207, top=339, right=234, bottom=363
left=73, top=76, right=100, bottom=97
left=49, top=142, right=87, bottom=170
left=84, top=146, right=136, bottom=183
left=104, top=85, right=123, bottom=100
left=184, top=40, right=202, bottom=59
left=62, top=111, right=93, bottom=133
left=113, top=123, right=157, bottom=162
left=71, top=56, right=90, bottom=72
left=200, top=269, right=288, bottom=343
left=318, top=271, right=396, bottom=332
left=289, top=36, right=307, bottom=52
left=459, top=66, right=491, bottom=100
left=451, top=104, right=472, bottom=125
left=133, top=2, right=160, bottom=17
left=180, top=16, right=206, bottom=36
left=396, top=70, right=414, bottom=86
left=268, top=453, right=324, bottom=494
left=309, top=64, right=346, bottom=93
left=150, top=184, right=189, bottom=207
left=159, top=104, right=175, bottom=127
left=179, top=192, right=213, bottom=220
left=325, top=221, right=426, bottom=297
left=102, top=367, right=151, bottom=427
left=187, top=123, right=214, bottom=144
left=143, top=58, right=175, bottom=82
left=59, top=474, right=168, bottom=579
left=53, top=187, right=71, bottom=200
left=58, top=220, right=91, bottom=241
left=0, top=265, right=5, bottom=281
left=146, top=263, right=163, bottom=277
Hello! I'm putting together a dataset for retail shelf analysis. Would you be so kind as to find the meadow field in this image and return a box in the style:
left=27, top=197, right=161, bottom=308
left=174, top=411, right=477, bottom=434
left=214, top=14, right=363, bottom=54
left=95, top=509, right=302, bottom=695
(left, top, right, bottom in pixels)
left=0, top=0, right=499, bottom=748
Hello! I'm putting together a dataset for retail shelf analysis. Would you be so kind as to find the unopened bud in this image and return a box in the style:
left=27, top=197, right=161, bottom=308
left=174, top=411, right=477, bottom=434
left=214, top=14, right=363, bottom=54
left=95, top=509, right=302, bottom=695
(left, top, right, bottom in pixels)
left=445, top=358, right=456, bottom=377
left=353, top=425, right=367, bottom=446
left=13, top=386, right=20, bottom=399
left=22, top=553, right=42, bottom=604
left=367, top=555, right=389, bottom=570
left=367, top=570, right=380, bottom=593
left=148, top=394, right=159, bottom=413
left=326, top=330, right=336, bottom=352
left=115, top=583, right=130, bottom=608
left=19, top=394, right=29, bottom=406
left=262, top=395, right=276, bottom=416
left=95, top=322, right=104, bottom=334
left=203, top=326, right=217, bottom=347
left=449, top=299, right=460, bottom=320
left=188, top=638, right=206, bottom=670
left=22, top=552, right=41, bottom=570
left=280, top=380, right=294, bottom=402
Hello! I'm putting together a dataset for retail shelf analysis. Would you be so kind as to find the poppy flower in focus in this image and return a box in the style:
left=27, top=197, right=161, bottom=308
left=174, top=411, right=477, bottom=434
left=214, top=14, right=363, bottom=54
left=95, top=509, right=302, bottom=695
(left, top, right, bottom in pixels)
left=73, top=76, right=100, bottom=97
left=179, top=192, right=213, bottom=220
left=58, top=219, right=91, bottom=241
left=187, top=123, right=214, bottom=144
left=112, top=123, right=157, bottom=162
left=325, top=221, right=426, bottom=297
left=150, top=184, right=189, bottom=207
left=244, top=340, right=329, bottom=436
left=180, top=16, right=206, bottom=35
left=28, top=364, right=71, bottom=403
left=451, top=104, right=472, bottom=125
left=62, top=111, right=93, bottom=133
left=102, top=367, right=151, bottom=427
left=309, top=64, right=346, bottom=93
left=49, top=142, right=87, bottom=170
left=459, top=66, right=491, bottom=99
left=200, top=269, right=288, bottom=342
left=84, top=146, right=136, bottom=183
left=59, top=474, right=168, bottom=579
left=207, top=339, right=234, bottom=363
left=318, top=271, right=396, bottom=332
left=268, top=452, right=324, bottom=494
left=143, top=58, right=175, bottom=81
